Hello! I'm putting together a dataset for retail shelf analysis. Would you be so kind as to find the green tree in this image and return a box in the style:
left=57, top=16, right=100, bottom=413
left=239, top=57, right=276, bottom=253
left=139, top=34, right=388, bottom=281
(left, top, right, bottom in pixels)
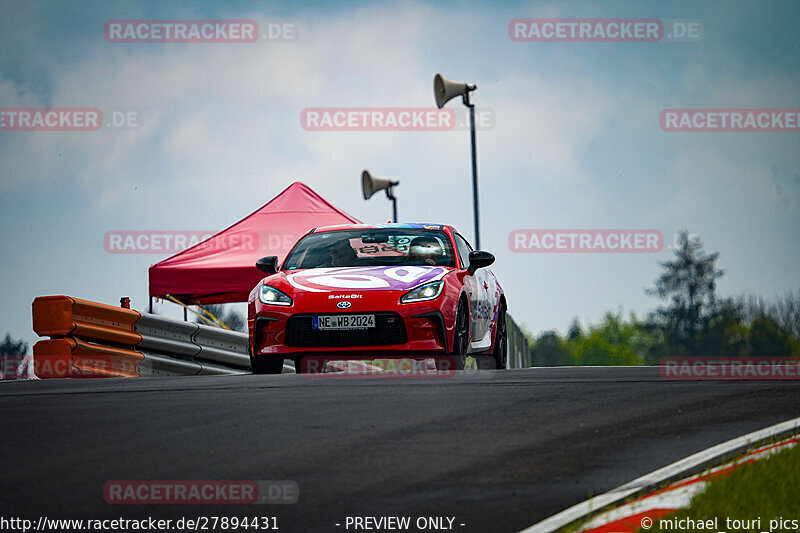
left=0, top=333, right=28, bottom=355
left=567, top=318, right=583, bottom=341
left=695, top=299, right=748, bottom=357
left=531, top=330, right=572, bottom=366
left=772, top=291, right=800, bottom=339
left=646, top=231, right=726, bottom=355
left=748, top=316, right=793, bottom=357
left=573, top=333, right=639, bottom=366
left=737, top=291, right=800, bottom=339
left=571, top=311, right=648, bottom=365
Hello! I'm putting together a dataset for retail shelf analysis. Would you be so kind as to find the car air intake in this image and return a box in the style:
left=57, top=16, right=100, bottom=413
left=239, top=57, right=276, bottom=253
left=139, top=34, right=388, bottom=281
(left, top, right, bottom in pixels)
left=285, top=312, right=407, bottom=347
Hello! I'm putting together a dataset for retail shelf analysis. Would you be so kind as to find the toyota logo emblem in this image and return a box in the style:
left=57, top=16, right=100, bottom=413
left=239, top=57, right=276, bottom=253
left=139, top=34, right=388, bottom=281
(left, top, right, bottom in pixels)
left=336, top=301, right=352, bottom=309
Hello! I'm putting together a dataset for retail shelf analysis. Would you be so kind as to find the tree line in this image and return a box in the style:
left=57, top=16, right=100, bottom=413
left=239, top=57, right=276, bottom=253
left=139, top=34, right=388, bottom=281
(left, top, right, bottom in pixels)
left=528, top=232, right=800, bottom=366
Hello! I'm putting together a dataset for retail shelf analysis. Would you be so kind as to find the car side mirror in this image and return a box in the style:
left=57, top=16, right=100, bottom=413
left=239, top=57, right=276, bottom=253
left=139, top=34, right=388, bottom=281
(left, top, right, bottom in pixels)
left=256, top=256, right=278, bottom=275
left=467, top=250, right=495, bottom=276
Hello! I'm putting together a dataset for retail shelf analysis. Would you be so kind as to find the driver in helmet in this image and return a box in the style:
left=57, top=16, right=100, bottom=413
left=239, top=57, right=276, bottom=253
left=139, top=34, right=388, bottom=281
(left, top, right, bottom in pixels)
left=327, top=239, right=357, bottom=267
left=407, top=236, right=443, bottom=266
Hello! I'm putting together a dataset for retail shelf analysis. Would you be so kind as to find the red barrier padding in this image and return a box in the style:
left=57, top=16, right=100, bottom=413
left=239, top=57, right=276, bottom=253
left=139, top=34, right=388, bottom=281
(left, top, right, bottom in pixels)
left=33, top=337, right=143, bottom=379
left=32, top=295, right=142, bottom=346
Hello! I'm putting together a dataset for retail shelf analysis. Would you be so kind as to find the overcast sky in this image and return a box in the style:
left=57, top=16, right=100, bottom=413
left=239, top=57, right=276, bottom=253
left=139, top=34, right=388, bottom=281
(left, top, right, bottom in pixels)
left=1, top=0, right=799, bottom=349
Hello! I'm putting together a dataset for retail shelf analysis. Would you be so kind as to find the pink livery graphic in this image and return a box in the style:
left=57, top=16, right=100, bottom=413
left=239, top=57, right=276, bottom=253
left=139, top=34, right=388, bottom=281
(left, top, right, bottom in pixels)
left=285, top=266, right=449, bottom=293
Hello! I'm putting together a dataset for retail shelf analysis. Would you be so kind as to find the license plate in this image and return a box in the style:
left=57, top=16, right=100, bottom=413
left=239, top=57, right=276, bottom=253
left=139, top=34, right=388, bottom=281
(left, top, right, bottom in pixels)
left=313, top=314, right=376, bottom=330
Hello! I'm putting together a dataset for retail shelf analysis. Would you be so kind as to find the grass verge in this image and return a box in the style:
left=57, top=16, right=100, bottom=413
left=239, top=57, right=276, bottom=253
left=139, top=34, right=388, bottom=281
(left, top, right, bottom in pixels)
left=643, top=441, right=800, bottom=532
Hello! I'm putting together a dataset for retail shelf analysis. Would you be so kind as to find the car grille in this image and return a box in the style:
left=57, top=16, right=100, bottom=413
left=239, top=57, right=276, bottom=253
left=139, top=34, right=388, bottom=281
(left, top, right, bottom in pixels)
left=285, top=312, right=407, bottom=347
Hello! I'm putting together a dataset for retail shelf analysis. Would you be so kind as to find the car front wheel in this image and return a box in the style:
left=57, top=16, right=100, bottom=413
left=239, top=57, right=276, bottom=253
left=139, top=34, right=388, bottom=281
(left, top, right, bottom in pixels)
left=251, top=355, right=284, bottom=375
left=436, top=299, right=468, bottom=371
left=493, top=305, right=508, bottom=370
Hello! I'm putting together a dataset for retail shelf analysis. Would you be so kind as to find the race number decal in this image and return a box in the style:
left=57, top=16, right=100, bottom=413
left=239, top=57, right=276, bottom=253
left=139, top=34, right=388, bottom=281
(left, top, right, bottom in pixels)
left=384, top=266, right=435, bottom=283
left=287, top=266, right=447, bottom=292
left=303, top=274, right=390, bottom=289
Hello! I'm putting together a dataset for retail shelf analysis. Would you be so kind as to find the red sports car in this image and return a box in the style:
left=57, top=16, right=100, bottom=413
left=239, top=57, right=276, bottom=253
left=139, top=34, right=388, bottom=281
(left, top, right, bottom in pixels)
left=247, top=223, right=507, bottom=373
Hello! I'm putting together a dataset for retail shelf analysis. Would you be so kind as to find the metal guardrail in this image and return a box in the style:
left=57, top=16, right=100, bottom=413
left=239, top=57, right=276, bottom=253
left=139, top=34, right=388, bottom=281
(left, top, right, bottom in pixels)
left=192, top=323, right=250, bottom=370
left=506, top=313, right=532, bottom=368
left=134, top=352, right=202, bottom=377
left=135, top=314, right=200, bottom=359
left=31, top=296, right=251, bottom=378
left=134, top=313, right=250, bottom=375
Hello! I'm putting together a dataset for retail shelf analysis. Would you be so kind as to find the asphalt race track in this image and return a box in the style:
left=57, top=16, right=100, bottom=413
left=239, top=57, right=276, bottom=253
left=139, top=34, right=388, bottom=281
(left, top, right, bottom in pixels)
left=2, top=367, right=800, bottom=532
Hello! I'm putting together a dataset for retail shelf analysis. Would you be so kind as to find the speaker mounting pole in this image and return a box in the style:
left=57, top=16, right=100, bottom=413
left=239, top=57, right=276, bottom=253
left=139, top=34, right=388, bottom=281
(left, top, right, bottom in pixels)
left=463, top=91, right=480, bottom=250
left=385, top=188, right=398, bottom=223
left=433, top=73, right=480, bottom=249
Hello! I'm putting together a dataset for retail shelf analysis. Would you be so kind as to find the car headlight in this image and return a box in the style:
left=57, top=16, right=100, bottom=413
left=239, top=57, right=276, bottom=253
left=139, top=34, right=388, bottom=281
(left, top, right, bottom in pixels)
left=400, top=281, right=444, bottom=303
left=259, top=285, right=293, bottom=306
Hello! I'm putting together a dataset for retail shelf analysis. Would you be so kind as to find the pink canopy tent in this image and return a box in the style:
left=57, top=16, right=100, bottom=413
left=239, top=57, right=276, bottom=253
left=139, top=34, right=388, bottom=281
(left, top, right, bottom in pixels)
left=149, top=182, right=360, bottom=304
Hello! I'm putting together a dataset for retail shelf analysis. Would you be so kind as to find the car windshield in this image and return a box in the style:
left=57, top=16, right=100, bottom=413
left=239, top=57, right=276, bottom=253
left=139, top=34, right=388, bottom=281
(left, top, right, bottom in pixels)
left=282, top=229, right=456, bottom=269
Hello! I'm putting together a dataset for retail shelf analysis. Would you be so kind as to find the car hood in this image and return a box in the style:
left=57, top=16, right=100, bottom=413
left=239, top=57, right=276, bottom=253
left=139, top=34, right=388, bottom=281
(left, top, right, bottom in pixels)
left=276, top=265, right=452, bottom=293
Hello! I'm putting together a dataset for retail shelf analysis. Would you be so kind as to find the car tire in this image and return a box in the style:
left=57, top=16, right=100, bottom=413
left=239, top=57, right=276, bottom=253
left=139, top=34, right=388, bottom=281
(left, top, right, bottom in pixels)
left=493, top=304, right=508, bottom=370
left=251, top=355, right=284, bottom=375
left=294, top=356, right=318, bottom=374
left=437, top=299, right=468, bottom=371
